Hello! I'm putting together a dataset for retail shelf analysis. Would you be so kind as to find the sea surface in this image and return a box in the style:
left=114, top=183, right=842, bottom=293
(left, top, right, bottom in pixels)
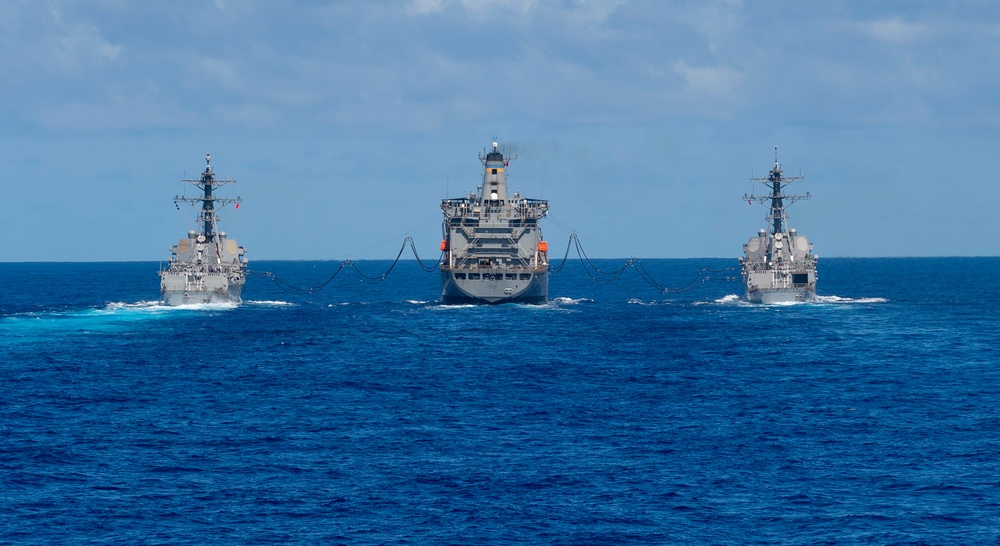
left=1, top=257, right=999, bottom=544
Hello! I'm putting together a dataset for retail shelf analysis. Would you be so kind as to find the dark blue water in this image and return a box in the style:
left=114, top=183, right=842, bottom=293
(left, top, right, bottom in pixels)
left=2, top=258, right=999, bottom=544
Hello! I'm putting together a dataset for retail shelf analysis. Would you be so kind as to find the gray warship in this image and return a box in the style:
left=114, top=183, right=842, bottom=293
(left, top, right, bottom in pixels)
left=439, top=141, right=549, bottom=304
left=739, top=147, right=818, bottom=304
left=160, top=153, right=247, bottom=306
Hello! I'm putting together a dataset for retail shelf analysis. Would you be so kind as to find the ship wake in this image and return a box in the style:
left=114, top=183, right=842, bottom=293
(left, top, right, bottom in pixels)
left=698, top=294, right=887, bottom=306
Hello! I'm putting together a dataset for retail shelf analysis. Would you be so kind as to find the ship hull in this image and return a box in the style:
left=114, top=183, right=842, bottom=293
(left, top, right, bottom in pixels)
left=440, top=269, right=548, bottom=305
left=746, top=287, right=815, bottom=304
left=160, top=272, right=243, bottom=306
left=743, top=267, right=817, bottom=304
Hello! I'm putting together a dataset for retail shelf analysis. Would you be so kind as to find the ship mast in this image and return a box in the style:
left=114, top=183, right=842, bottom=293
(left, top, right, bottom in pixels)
left=478, top=140, right=516, bottom=202
left=174, top=153, right=241, bottom=242
left=744, top=146, right=809, bottom=236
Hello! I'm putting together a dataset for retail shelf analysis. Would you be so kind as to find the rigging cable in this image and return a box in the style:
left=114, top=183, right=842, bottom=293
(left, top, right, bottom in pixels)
left=345, top=236, right=440, bottom=284
left=249, top=232, right=737, bottom=296
left=631, top=260, right=737, bottom=293
left=246, top=261, right=347, bottom=295
left=548, top=233, right=632, bottom=283
left=549, top=233, right=739, bottom=293
left=570, top=234, right=632, bottom=283
left=248, top=236, right=442, bottom=293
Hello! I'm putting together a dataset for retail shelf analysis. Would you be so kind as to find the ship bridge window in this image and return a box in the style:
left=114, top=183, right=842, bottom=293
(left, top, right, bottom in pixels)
left=492, top=168, right=497, bottom=174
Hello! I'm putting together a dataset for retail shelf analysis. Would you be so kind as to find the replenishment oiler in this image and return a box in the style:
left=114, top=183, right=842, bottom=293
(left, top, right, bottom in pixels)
left=160, top=154, right=247, bottom=305
left=739, top=147, right=818, bottom=304
left=439, top=141, right=549, bottom=304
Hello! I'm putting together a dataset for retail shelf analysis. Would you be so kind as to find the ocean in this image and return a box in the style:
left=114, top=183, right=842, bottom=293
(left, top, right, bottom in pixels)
left=2, top=257, right=998, bottom=544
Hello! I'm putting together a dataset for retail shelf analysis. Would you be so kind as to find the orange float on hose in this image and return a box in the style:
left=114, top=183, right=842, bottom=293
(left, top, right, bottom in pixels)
left=538, top=241, right=548, bottom=252
left=440, top=240, right=449, bottom=251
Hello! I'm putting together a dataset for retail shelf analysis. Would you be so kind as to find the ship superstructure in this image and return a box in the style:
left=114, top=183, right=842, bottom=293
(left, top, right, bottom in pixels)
left=160, top=154, right=247, bottom=305
left=739, top=147, right=818, bottom=303
left=439, top=141, right=549, bottom=304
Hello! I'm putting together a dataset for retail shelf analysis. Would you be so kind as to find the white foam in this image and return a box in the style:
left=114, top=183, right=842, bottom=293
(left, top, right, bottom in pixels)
left=694, top=294, right=888, bottom=307
left=429, top=303, right=477, bottom=310
left=405, top=300, right=429, bottom=305
left=814, top=295, right=888, bottom=304
left=103, top=300, right=164, bottom=311
left=105, top=299, right=264, bottom=312
left=626, top=298, right=669, bottom=306
left=163, top=302, right=239, bottom=311
left=550, top=297, right=592, bottom=305
left=1, top=299, right=235, bottom=335
left=693, top=294, right=749, bottom=306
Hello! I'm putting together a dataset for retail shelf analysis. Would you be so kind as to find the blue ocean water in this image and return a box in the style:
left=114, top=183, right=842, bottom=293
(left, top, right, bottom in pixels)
left=1, top=257, right=999, bottom=544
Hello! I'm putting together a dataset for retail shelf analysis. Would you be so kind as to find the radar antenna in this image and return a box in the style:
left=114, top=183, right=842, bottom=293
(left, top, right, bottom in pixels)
left=743, top=146, right=810, bottom=236
left=173, top=152, right=242, bottom=242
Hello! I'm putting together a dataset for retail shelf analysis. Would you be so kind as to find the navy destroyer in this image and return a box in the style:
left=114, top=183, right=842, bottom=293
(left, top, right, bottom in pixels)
left=739, top=147, right=818, bottom=303
left=439, top=141, right=549, bottom=304
left=160, top=154, right=247, bottom=305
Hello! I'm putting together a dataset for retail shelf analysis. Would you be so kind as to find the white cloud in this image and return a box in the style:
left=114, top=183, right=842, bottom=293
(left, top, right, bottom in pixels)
left=405, top=0, right=538, bottom=18
left=406, top=0, right=446, bottom=15
left=35, top=89, right=199, bottom=132
left=406, top=0, right=625, bottom=23
left=195, top=56, right=242, bottom=91
left=564, top=0, right=627, bottom=24
left=212, top=102, right=282, bottom=127
left=459, top=0, right=537, bottom=17
left=9, top=2, right=125, bottom=76
left=49, top=21, right=122, bottom=66
left=858, top=18, right=925, bottom=45
left=673, top=59, right=743, bottom=96
left=679, top=0, right=743, bottom=53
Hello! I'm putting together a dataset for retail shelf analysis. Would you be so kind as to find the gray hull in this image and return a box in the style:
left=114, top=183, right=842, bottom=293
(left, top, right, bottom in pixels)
left=747, top=287, right=815, bottom=304
left=742, top=267, right=817, bottom=305
left=160, top=271, right=243, bottom=306
left=440, top=269, right=548, bottom=304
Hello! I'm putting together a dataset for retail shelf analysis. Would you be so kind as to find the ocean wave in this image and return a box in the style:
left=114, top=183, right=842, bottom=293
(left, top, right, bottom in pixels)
left=550, top=297, right=592, bottom=305
left=814, top=295, right=888, bottom=304
left=246, top=300, right=295, bottom=306
left=626, top=298, right=670, bottom=306
left=100, top=300, right=236, bottom=313
left=691, top=294, right=743, bottom=305
left=693, top=294, right=888, bottom=307
left=103, top=300, right=166, bottom=311
left=405, top=300, right=430, bottom=305
left=0, top=299, right=237, bottom=339
left=153, top=302, right=239, bottom=311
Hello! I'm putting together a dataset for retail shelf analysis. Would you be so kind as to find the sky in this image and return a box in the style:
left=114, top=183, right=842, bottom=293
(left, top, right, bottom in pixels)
left=2, top=0, right=999, bottom=261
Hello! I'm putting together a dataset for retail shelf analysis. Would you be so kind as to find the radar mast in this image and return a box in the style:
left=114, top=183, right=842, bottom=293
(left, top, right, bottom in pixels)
left=744, top=146, right=810, bottom=237
left=174, top=153, right=241, bottom=243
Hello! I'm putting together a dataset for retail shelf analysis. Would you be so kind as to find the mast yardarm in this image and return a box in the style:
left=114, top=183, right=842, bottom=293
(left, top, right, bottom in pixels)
left=744, top=146, right=810, bottom=237
left=174, top=153, right=241, bottom=242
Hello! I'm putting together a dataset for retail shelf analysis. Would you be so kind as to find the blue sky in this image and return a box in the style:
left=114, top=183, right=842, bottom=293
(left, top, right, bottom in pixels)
left=2, top=0, right=999, bottom=261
